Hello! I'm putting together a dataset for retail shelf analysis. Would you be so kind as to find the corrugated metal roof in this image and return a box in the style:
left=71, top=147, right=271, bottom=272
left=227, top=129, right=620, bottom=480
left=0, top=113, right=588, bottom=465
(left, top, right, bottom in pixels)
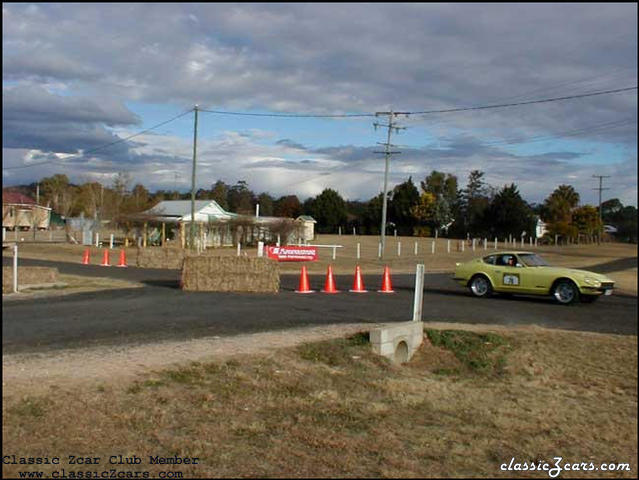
left=3, top=191, right=36, bottom=205
left=143, top=200, right=237, bottom=221
left=144, top=200, right=209, bottom=216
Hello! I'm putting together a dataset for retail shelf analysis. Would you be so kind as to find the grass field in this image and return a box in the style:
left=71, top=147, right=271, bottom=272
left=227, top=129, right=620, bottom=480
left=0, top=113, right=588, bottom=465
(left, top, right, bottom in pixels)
left=2, top=326, right=636, bottom=478
left=4, top=236, right=637, bottom=294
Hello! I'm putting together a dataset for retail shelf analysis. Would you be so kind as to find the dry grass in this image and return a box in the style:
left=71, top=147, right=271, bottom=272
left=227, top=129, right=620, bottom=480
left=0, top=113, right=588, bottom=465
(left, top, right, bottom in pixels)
left=3, top=326, right=636, bottom=478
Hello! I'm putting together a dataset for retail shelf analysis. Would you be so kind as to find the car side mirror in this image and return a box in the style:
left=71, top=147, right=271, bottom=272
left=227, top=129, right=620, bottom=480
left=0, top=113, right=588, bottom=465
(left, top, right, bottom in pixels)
left=516, top=263, right=523, bottom=268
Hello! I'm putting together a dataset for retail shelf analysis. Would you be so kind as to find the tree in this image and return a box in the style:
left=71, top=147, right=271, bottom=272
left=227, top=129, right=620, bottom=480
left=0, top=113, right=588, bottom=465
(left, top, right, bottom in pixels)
left=484, top=184, right=534, bottom=239
left=227, top=180, right=255, bottom=214
left=304, top=188, right=347, bottom=234
left=210, top=180, right=229, bottom=210
left=40, top=174, right=71, bottom=213
left=460, top=170, right=492, bottom=237
left=543, top=184, right=580, bottom=240
left=572, top=205, right=601, bottom=238
left=389, top=177, right=420, bottom=235
left=420, top=171, right=457, bottom=205
left=77, top=181, right=104, bottom=219
left=131, top=184, right=150, bottom=211
left=256, top=192, right=274, bottom=216
left=601, top=198, right=624, bottom=222
left=362, top=193, right=383, bottom=235
left=601, top=199, right=637, bottom=243
left=274, top=195, right=302, bottom=218
left=410, top=191, right=436, bottom=236
left=543, top=184, right=580, bottom=224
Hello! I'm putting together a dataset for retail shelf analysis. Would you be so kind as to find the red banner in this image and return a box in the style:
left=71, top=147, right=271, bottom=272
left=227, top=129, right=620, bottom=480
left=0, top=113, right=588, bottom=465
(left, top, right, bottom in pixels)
left=266, top=246, right=318, bottom=262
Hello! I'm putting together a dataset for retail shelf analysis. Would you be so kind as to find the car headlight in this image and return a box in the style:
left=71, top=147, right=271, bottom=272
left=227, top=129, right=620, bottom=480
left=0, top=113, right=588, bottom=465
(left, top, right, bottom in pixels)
left=583, top=277, right=601, bottom=287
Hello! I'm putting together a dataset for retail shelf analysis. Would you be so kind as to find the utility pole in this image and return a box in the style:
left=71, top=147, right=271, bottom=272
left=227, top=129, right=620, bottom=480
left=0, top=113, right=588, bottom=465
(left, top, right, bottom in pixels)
left=190, top=105, right=199, bottom=250
left=374, top=110, right=406, bottom=259
left=592, top=174, right=610, bottom=244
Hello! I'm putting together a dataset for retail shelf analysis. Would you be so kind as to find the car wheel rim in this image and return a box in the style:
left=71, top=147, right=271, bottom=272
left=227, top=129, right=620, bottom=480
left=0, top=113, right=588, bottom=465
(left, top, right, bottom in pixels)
left=472, top=277, right=488, bottom=296
left=555, top=283, right=574, bottom=303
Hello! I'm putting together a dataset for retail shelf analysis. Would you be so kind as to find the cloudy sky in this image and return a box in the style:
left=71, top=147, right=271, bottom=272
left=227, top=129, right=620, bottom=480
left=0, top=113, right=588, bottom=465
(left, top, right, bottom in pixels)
left=3, top=3, right=637, bottom=206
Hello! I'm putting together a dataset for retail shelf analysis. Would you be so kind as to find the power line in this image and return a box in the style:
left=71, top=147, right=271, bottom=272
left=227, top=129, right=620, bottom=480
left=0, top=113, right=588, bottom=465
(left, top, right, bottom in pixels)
left=198, top=108, right=374, bottom=118
left=403, top=86, right=637, bottom=116
left=2, top=109, right=193, bottom=171
left=481, top=118, right=636, bottom=147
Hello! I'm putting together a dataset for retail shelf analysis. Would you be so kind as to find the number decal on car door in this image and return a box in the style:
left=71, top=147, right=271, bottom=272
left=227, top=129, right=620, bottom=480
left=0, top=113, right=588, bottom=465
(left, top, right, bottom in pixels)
left=503, top=274, right=520, bottom=286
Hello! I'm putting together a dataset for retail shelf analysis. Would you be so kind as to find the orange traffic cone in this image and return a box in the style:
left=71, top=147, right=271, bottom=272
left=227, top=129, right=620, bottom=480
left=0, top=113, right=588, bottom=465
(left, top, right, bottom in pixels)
left=349, top=265, right=367, bottom=293
left=295, top=265, right=314, bottom=293
left=116, top=249, right=128, bottom=268
left=100, top=249, right=110, bottom=267
left=322, top=265, right=339, bottom=293
left=81, top=248, right=90, bottom=265
left=378, top=266, right=395, bottom=293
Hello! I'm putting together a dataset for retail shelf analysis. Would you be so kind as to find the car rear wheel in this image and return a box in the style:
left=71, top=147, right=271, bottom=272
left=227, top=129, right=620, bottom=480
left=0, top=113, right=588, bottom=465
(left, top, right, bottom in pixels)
left=553, top=280, right=579, bottom=305
left=469, top=275, right=492, bottom=298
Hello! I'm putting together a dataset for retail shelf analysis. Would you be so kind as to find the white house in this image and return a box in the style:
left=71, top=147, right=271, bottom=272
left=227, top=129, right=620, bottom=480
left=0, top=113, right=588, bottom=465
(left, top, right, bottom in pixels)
left=139, top=200, right=309, bottom=247
left=535, top=217, right=549, bottom=239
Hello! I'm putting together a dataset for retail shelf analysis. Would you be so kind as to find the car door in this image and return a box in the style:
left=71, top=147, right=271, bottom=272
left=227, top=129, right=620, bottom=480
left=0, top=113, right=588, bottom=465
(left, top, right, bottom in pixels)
left=493, top=254, right=526, bottom=293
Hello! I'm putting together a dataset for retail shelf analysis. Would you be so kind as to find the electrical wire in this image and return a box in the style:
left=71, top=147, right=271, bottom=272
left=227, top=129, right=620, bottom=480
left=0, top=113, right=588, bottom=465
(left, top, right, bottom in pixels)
left=2, top=109, right=193, bottom=170
left=400, top=86, right=637, bottom=116
left=198, top=108, right=374, bottom=118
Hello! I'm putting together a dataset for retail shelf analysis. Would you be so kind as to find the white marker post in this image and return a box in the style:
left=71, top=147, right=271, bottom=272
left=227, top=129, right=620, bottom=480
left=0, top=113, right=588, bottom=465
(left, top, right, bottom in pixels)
left=447, top=239, right=450, bottom=254
left=277, top=234, right=281, bottom=247
left=494, top=237, right=497, bottom=249
left=95, top=232, right=100, bottom=247
left=378, top=242, right=382, bottom=259
left=357, top=242, right=360, bottom=260
left=397, top=241, right=401, bottom=257
left=431, top=240, right=435, bottom=255
left=412, top=264, right=425, bottom=322
left=110, top=233, right=114, bottom=249
left=461, top=240, right=464, bottom=252
left=414, top=241, right=418, bottom=256
left=237, top=243, right=241, bottom=257
left=472, top=239, right=476, bottom=251
left=257, top=241, right=264, bottom=257
left=483, top=238, right=487, bottom=250
left=332, top=246, right=337, bottom=260
left=13, top=244, right=18, bottom=293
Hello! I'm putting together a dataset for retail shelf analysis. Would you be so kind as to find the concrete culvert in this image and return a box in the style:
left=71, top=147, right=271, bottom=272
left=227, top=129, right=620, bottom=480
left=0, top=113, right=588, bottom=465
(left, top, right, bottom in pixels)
left=394, top=340, right=409, bottom=364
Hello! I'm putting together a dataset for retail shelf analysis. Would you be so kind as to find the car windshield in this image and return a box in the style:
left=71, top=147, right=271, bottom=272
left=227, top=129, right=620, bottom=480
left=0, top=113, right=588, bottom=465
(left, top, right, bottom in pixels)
left=519, top=253, right=550, bottom=267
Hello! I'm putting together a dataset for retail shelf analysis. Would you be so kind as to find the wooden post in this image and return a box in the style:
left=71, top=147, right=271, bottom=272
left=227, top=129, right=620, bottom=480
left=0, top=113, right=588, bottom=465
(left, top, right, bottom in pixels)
left=143, top=222, right=148, bottom=248
left=180, top=222, right=186, bottom=249
left=161, top=222, right=166, bottom=247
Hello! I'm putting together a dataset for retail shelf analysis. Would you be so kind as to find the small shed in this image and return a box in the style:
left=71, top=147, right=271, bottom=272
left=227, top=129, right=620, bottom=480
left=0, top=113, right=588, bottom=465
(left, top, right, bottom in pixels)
left=2, top=191, right=51, bottom=230
left=296, top=215, right=317, bottom=242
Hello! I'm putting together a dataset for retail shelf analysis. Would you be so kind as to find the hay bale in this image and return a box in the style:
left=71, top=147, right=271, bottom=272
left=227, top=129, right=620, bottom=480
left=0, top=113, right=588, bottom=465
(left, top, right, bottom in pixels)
left=181, top=256, right=279, bottom=293
left=136, top=247, right=186, bottom=269
left=3, top=266, right=59, bottom=293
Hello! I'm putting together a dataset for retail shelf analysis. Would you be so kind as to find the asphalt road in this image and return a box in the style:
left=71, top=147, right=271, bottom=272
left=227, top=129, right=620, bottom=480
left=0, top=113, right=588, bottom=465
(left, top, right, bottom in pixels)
left=3, top=257, right=637, bottom=354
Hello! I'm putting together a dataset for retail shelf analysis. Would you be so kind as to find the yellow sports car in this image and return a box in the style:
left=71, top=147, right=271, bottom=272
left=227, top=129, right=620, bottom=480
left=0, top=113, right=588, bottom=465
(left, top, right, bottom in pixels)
left=453, top=251, right=614, bottom=305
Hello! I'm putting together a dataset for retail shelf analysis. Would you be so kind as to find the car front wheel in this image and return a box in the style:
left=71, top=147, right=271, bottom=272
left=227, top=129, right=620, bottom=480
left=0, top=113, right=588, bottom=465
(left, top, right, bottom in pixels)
left=553, top=280, right=579, bottom=305
left=469, top=275, right=492, bottom=298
